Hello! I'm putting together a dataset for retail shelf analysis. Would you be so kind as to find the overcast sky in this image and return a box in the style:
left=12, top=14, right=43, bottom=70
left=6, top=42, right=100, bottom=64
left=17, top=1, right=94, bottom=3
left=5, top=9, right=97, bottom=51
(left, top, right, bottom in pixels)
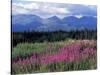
left=12, top=0, right=97, bottom=18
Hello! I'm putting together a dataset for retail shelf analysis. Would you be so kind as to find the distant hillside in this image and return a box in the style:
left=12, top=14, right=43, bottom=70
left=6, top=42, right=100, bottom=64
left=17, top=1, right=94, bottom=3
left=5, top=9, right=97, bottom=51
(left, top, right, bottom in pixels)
left=12, top=15, right=97, bottom=32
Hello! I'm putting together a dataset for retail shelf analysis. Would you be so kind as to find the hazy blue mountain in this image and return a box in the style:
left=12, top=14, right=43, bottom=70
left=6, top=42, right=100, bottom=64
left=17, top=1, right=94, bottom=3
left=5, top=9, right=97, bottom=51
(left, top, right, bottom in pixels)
left=62, top=16, right=97, bottom=30
left=12, top=15, right=42, bottom=24
left=12, top=15, right=97, bottom=32
left=47, top=16, right=62, bottom=23
left=12, top=15, right=43, bottom=32
left=36, top=16, right=63, bottom=31
left=63, top=16, right=78, bottom=24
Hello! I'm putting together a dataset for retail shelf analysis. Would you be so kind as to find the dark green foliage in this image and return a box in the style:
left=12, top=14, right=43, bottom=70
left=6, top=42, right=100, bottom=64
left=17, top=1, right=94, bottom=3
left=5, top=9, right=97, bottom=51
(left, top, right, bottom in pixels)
left=12, top=29, right=97, bottom=47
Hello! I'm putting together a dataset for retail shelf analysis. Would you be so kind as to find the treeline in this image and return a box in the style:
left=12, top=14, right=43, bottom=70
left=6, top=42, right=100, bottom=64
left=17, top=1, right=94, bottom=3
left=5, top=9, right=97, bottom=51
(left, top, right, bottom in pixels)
left=12, top=30, right=97, bottom=47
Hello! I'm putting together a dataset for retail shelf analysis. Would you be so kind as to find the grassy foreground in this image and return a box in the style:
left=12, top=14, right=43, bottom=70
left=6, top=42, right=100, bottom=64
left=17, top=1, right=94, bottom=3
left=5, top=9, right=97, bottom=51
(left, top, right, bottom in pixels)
left=12, top=39, right=97, bottom=74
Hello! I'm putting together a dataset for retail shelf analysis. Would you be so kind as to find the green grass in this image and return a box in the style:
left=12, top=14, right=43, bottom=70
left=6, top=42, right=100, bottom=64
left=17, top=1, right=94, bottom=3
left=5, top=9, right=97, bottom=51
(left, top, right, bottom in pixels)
left=12, top=57, right=97, bottom=74
left=12, top=40, right=74, bottom=59
left=12, top=39, right=97, bottom=74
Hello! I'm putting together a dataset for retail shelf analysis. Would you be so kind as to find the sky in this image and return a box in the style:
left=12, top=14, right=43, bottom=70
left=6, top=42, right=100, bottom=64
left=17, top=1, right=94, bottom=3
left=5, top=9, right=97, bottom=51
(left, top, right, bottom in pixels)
left=12, top=0, right=97, bottom=18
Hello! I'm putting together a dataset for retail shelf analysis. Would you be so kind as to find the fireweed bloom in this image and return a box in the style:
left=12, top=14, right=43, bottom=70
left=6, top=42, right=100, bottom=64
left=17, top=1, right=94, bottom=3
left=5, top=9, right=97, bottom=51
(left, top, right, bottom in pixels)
left=12, top=40, right=96, bottom=66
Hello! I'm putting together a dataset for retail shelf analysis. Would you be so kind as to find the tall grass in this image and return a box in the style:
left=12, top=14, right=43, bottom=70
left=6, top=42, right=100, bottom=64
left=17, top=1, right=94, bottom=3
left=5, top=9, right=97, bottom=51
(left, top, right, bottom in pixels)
left=12, top=40, right=97, bottom=74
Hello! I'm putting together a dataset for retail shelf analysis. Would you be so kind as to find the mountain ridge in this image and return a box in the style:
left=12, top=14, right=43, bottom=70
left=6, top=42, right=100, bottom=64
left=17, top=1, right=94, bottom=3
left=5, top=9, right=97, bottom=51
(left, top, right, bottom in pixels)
left=12, top=15, right=97, bottom=32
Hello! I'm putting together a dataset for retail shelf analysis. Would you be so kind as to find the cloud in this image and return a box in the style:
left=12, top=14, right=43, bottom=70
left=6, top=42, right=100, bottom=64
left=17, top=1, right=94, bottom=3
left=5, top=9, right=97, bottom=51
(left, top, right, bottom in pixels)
left=12, top=1, right=97, bottom=18
left=40, top=6, right=69, bottom=14
left=12, top=4, right=30, bottom=15
left=12, top=2, right=70, bottom=18
left=12, top=2, right=69, bottom=14
left=66, top=4, right=97, bottom=16
left=13, top=2, right=39, bottom=10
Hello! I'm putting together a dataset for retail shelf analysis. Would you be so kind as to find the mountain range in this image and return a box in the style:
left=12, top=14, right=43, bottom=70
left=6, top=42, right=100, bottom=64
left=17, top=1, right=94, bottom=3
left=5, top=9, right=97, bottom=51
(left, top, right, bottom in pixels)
left=12, top=15, right=97, bottom=32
